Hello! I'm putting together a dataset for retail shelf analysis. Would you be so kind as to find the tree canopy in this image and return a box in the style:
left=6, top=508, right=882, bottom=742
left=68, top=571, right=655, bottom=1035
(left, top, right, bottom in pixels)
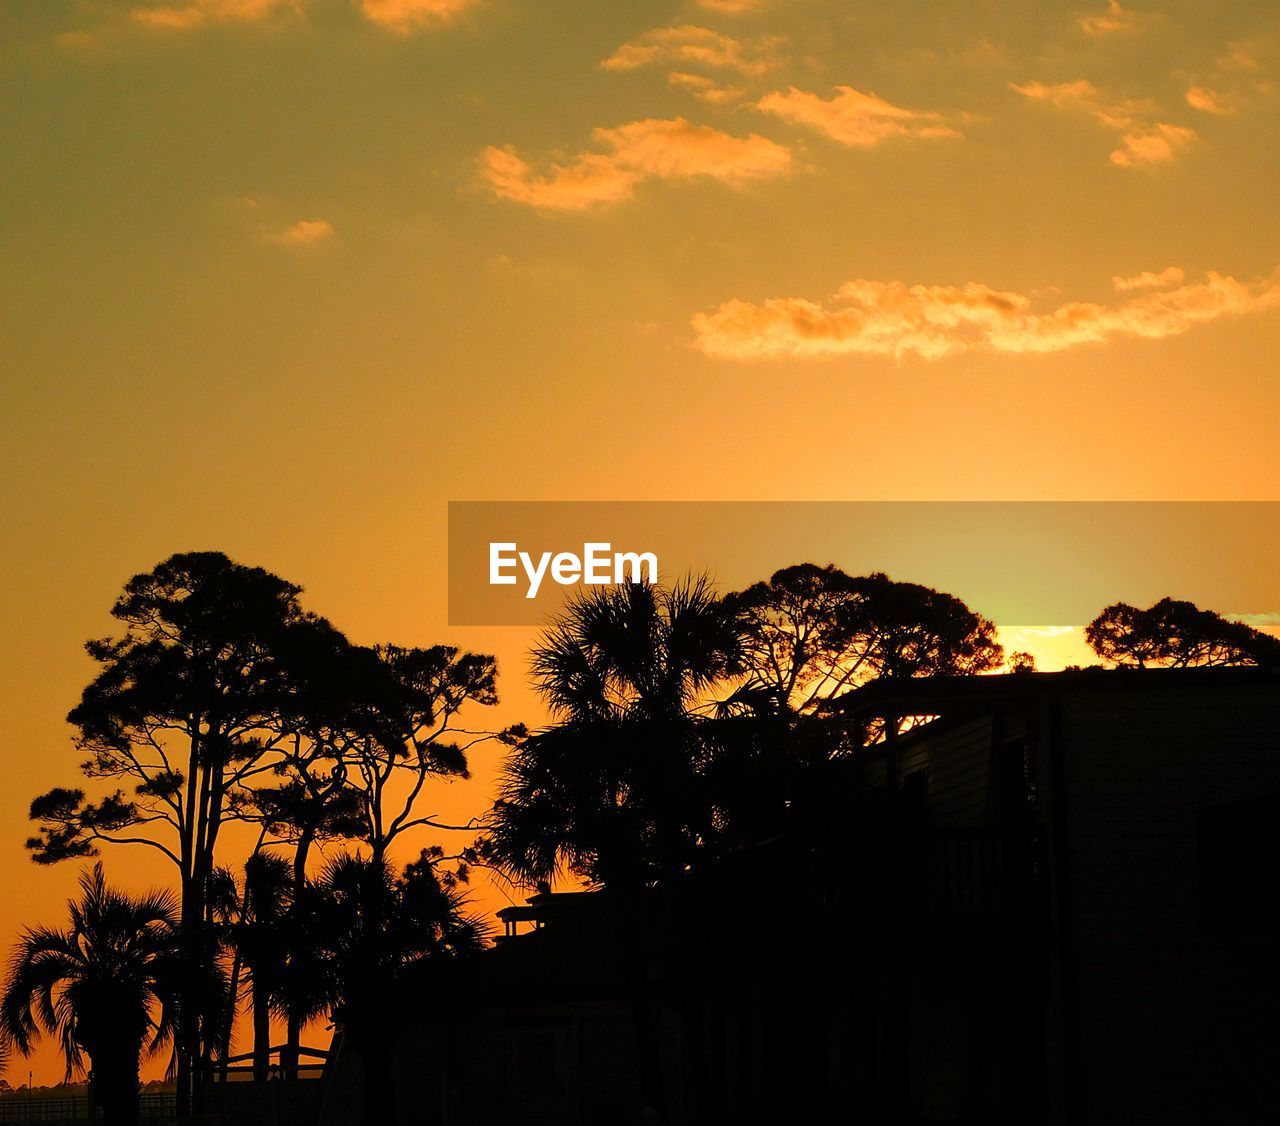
left=1085, top=597, right=1280, bottom=668
left=722, top=564, right=1004, bottom=713
left=488, top=566, right=1004, bottom=891
left=489, top=578, right=738, bottom=889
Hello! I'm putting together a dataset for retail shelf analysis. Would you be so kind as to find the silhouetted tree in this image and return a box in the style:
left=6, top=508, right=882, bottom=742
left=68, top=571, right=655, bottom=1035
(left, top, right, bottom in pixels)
left=325, top=644, right=499, bottom=866
left=235, top=628, right=371, bottom=1077
left=1086, top=597, right=1280, bottom=668
left=489, top=577, right=741, bottom=889
left=24, top=552, right=323, bottom=1112
left=723, top=565, right=1003, bottom=713
left=242, top=619, right=374, bottom=888
left=232, top=853, right=294, bottom=1082
left=852, top=572, right=1004, bottom=679
left=295, top=854, right=487, bottom=1126
left=487, top=577, right=744, bottom=1124
left=238, top=781, right=365, bottom=1078
left=720, top=563, right=868, bottom=713
left=0, top=865, right=179, bottom=1126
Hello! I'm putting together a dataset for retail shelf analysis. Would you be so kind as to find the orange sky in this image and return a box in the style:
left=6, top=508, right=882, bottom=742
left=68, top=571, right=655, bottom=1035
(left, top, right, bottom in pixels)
left=3, top=0, right=1280, bottom=1084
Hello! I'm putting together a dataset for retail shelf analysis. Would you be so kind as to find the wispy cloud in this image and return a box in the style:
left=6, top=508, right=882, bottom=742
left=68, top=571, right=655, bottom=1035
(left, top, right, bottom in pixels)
left=478, top=118, right=792, bottom=211
left=1012, top=79, right=1196, bottom=167
left=1218, top=40, right=1263, bottom=72
left=1005, top=626, right=1079, bottom=639
left=692, top=268, right=1280, bottom=361
left=1229, top=611, right=1280, bottom=629
left=696, top=0, right=762, bottom=12
left=1109, top=122, right=1197, bottom=166
left=1078, top=1, right=1136, bottom=38
left=1185, top=86, right=1236, bottom=114
left=668, top=72, right=745, bottom=106
left=1112, top=266, right=1184, bottom=292
left=358, top=0, right=479, bottom=34
left=267, top=218, right=334, bottom=245
left=130, top=0, right=296, bottom=29
left=55, top=29, right=101, bottom=49
left=757, top=86, right=960, bottom=146
left=602, top=25, right=781, bottom=77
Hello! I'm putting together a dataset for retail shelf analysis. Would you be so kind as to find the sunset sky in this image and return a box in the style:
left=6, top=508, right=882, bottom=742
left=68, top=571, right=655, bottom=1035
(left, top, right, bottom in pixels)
left=3, top=0, right=1280, bottom=1081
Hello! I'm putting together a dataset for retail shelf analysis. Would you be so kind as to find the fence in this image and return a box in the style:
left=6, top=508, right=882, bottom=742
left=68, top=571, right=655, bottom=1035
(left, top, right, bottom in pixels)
left=0, top=1092, right=175, bottom=1123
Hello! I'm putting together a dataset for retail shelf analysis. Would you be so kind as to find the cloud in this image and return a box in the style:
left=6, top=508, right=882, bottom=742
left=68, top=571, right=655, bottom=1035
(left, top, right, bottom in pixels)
left=1112, top=266, right=1184, bottom=291
left=696, top=0, right=762, bottom=12
left=358, top=0, right=479, bottom=33
left=1108, top=122, right=1197, bottom=166
left=478, top=118, right=792, bottom=211
left=1012, top=79, right=1196, bottom=167
left=602, top=25, right=780, bottom=77
left=267, top=218, right=334, bottom=244
left=130, top=0, right=295, bottom=29
left=1078, top=1, right=1135, bottom=37
left=1185, top=86, right=1235, bottom=114
left=757, top=85, right=960, bottom=146
left=1218, top=40, right=1262, bottom=72
left=691, top=268, right=1280, bottom=361
left=55, top=29, right=101, bottom=49
left=1229, top=611, right=1280, bottom=629
left=668, top=71, right=745, bottom=105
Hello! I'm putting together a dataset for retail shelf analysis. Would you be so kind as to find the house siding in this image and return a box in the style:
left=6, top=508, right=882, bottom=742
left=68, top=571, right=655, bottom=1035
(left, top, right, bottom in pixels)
left=1060, top=684, right=1280, bottom=1125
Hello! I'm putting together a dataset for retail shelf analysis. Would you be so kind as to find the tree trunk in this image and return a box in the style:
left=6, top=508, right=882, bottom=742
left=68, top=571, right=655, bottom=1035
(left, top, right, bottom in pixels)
left=252, top=975, right=272, bottom=1082
left=90, top=1038, right=142, bottom=1126
left=176, top=733, right=200, bottom=1121
left=174, top=900, right=200, bottom=1119
left=284, top=1013, right=303, bottom=1082
left=219, top=947, right=244, bottom=1082
left=283, top=824, right=315, bottom=1081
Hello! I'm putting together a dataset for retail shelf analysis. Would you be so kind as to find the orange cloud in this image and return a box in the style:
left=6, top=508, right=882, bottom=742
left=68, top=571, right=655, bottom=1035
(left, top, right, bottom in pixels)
left=359, top=0, right=479, bottom=33
left=1108, top=122, right=1197, bottom=166
left=696, top=0, right=762, bottom=12
left=478, top=118, right=792, bottom=211
left=1112, top=266, right=1184, bottom=292
left=1230, top=611, right=1280, bottom=629
left=1186, top=86, right=1235, bottom=114
left=1078, top=0, right=1135, bottom=37
left=130, top=0, right=294, bottom=29
left=602, top=25, right=780, bottom=77
left=668, top=72, right=745, bottom=105
left=1013, top=80, right=1196, bottom=167
left=55, top=29, right=100, bottom=49
left=691, top=269, right=1280, bottom=361
left=1218, top=40, right=1262, bottom=72
left=267, top=218, right=334, bottom=245
left=757, top=85, right=960, bottom=146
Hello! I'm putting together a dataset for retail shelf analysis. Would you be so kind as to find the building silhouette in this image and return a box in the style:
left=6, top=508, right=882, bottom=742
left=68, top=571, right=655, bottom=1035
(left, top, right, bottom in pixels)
left=316, top=666, right=1280, bottom=1125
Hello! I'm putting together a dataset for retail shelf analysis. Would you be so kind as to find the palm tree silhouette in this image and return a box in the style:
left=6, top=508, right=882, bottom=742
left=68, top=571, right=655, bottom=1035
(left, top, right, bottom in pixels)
left=488, top=577, right=744, bottom=1125
left=490, top=576, right=741, bottom=889
left=0, top=864, right=179, bottom=1126
left=232, top=853, right=294, bottom=1082
left=294, top=853, right=487, bottom=1126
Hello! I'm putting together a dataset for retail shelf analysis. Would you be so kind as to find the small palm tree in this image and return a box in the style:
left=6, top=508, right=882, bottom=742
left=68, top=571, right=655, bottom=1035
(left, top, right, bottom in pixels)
left=296, top=853, right=487, bottom=1126
left=233, top=853, right=294, bottom=1082
left=490, top=576, right=742, bottom=889
left=0, top=864, right=179, bottom=1126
